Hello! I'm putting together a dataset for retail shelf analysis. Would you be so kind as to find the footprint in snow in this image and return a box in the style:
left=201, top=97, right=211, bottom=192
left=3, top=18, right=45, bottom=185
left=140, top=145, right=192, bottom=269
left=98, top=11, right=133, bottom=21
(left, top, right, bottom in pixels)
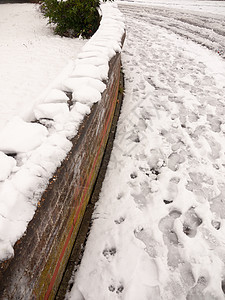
left=128, top=131, right=141, bottom=144
left=131, top=192, right=148, bottom=209
left=186, top=172, right=214, bottom=196
left=159, top=210, right=183, bottom=268
left=207, top=114, right=222, bottom=133
left=134, top=227, right=162, bottom=258
left=199, top=227, right=219, bottom=250
left=108, top=283, right=124, bottom=294
left=117, top=192, right=124, bottom=200
left=114, top=217, right=125, bottom=225
left=188, top=112, right=199, bottom=123
left=102, top=247, right=117, bottom=261
left=171, top=140, right=185, bottom=152
left=207, top=136, right=221, bottom=160
left=187, top=276, right=209, bottom=300
left=190, top=125, right=205, bottom=140
left=175, top=261, right=195, bottom=291
left=210, top=190, right=225, bottom=219
left=140, top=107, right=152, bottom=121
left=211, top=220, right=221, bottom=230
left=189, top=172, right=214, bottom=186
left=163, top=177, right=180, bottom=204
left=168, top=152, right=185, bottom=171
left=130, top=172, right=138, bottom=179
left=183, top=207, right=202, bottom=238
left=159, top=210, right=182, bottom=235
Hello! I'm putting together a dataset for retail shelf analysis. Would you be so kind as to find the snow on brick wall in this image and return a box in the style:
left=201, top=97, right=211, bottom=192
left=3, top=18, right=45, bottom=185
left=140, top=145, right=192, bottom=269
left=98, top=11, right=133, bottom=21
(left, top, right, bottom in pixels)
left=0, top=35, right=125, bottom=299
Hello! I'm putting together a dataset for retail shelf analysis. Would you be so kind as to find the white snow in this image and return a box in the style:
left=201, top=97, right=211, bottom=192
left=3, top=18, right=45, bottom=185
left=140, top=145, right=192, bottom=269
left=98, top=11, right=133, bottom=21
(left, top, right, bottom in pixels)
left=0, top=3, right=125, bottom=262
left=72, top=86, right=102, bottom=104
left=0, top=3, right=86, bottom=130
left=43, top=89, right=69, bottom=104
left=0, top=152, right=16, bottom=182
left=67, top=1, right=225, bottom=300
left=34, top=103, right=70, bottom=121
left=62, top=77, right=106, bottom=93
left=118, top=0, right=225, bottom=17
left=0, top=117, right=48, bottom=153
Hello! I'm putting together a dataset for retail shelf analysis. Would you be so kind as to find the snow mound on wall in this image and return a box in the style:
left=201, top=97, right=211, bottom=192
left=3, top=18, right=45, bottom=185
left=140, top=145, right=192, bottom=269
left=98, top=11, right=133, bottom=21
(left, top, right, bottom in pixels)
left=0, top=3, right=125, bottom=262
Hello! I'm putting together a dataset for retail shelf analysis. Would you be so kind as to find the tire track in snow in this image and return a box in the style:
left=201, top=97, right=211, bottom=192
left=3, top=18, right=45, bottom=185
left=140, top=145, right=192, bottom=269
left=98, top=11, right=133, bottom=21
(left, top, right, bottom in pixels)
left=119, top=4, right=225, bottom=58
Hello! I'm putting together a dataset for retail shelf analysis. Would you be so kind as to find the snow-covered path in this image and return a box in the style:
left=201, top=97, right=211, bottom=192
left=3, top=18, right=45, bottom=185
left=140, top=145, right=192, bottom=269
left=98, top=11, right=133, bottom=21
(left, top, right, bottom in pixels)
left=68, top=3, right=225, bottom=300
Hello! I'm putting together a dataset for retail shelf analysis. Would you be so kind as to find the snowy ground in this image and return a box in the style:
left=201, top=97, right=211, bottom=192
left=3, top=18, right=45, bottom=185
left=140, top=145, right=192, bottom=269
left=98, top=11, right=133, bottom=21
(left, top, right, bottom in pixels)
left=0, top=3, right=85, bottom=130
left=119, top=0, right=225, bottom=17
left=68, top=1, right=225, bottom=300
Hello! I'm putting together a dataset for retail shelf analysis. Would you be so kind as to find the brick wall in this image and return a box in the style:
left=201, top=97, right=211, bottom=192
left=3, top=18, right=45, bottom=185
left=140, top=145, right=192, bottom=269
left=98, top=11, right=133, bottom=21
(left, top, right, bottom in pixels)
left=0, top=34, right=125, bottom=299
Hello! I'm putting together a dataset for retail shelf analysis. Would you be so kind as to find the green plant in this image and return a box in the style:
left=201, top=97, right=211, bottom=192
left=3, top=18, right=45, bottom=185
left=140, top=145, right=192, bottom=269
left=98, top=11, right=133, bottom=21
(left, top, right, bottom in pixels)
left=39, top=0, right=112, bottom=38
